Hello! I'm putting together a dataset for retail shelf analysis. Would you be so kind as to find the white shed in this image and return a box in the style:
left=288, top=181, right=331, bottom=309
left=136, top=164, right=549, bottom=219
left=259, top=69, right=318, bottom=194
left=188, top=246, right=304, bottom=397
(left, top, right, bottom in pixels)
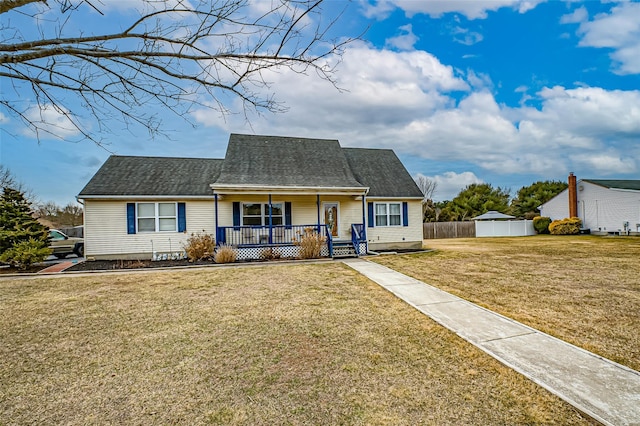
left=472, top=211, right=535, bottom=237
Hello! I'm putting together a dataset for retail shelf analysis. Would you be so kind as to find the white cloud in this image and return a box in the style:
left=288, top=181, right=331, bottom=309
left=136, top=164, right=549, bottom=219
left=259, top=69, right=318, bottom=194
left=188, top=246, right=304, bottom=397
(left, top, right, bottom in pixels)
left=574, top=2, right=640, bottom=74
left=194, top=43, right=640, bottom=180
left=560, top=6, right=588, bottom=24
left=0, top=112, right=8, bottom=124
left=385, top=24, right=418, bottom=50
left=363, top=0, right=545, bottom=20
left=419, top=171, right=483, bottom=201
left=452, top=26, right=484, bottom=45
left=572, top=152, right=636, bottom=174
left=194, top=41, right=469, bottom=134
left=20, top=104, right=82, bottom=140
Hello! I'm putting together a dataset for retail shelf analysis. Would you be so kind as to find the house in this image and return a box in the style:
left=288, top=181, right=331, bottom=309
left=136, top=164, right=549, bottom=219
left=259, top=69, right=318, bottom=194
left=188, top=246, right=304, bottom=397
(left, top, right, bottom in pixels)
left=77, top=134, right=424, bottom=260
left=539, top=173, right=640, bottom=235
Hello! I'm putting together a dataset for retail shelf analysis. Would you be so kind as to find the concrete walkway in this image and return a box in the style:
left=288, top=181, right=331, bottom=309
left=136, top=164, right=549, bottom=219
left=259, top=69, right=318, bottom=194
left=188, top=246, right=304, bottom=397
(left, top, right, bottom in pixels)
left=343, top=258, right=640, bottom=426
left=37, top=259, right=83, bottom=274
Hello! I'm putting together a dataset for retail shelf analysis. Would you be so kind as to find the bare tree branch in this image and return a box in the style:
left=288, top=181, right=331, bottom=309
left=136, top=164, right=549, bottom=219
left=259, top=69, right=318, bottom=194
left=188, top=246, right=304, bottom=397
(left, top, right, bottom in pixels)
left=0, top=0, right=356, bottom=145
left=415, top=175, right=437, bottom=201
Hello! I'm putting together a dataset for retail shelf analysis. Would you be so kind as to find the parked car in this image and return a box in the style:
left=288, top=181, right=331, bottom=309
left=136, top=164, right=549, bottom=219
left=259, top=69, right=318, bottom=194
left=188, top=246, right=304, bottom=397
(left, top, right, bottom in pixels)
left=49, top=229, right=84, bottom=259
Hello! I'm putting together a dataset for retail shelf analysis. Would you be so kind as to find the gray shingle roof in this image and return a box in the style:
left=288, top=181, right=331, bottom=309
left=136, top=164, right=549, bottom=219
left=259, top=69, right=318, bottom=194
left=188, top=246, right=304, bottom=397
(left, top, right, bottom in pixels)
left=343, top=148, right=424, bottom=198
left=78, top=156, right=223, bottom=197
left=584, top=179, right=640, bottom=191
left=79, top=134, right=423, bottom=198
left=213, top=134, right=366, bottom=189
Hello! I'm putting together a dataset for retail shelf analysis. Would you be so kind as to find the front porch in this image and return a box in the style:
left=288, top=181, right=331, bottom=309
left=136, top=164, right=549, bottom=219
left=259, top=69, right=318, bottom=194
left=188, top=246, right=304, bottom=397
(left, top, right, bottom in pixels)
left=215, top=223, right=367, bottom=260
left=212, top=191, right=369, bottom=260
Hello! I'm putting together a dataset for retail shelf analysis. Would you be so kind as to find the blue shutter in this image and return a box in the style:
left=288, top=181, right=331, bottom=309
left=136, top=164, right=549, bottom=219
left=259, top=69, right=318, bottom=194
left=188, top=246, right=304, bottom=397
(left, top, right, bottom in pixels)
left=402, top=202, right=409, bottom=227
left=233, top=202, right=240, bottom=230
left=177, top=202, right=186, bottom=232
left=367, top=202, right=374, bottom=228
left=127, top=203, right=136, bottom=234
left=285, top=202, right=292, bottom=229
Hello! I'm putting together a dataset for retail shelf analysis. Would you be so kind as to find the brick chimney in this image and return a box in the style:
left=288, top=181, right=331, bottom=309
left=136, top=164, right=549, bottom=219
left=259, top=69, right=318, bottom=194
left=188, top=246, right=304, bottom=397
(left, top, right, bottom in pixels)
left=568, top=172, right=577, bottom=218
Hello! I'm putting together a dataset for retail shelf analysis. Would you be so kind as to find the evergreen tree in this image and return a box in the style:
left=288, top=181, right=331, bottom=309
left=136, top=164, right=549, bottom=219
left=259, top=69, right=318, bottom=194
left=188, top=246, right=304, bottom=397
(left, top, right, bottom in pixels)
left=509, top=180, right=568, bottom=219
left=442, top=183, right=511, bottom=221
left=0, top=187, right=51, bottom=268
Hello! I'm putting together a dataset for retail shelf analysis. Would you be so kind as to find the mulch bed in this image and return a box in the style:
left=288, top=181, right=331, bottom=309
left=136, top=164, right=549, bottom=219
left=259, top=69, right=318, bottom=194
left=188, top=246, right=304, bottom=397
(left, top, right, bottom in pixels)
left=0, top=265, right=49, bottom=275
left=0, top=249, right=429, bottom=274
left=66, top=258, right=217, bottom=272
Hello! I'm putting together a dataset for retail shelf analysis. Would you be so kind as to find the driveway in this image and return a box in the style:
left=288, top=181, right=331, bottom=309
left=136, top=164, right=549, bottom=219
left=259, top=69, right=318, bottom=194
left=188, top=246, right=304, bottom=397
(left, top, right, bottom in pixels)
left=43, top=254, right=85, bottom=265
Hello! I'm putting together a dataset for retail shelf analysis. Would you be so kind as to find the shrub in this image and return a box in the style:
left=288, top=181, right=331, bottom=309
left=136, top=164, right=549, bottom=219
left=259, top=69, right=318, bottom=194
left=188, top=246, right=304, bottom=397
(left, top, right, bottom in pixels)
left=533, top=216, right=552, bottom=234
left=0, top=187, right=49, bottom=254
left=260, top=247, right=281, bottom=260
left=0, top=238, right=52, bottom=270
left=549, top=217, right=582, bottom=235
left=292, top=227, right=326, bottom=259
left=184, top=231, right=215, bottom=261
left=214, top=244, right=237, bottom=263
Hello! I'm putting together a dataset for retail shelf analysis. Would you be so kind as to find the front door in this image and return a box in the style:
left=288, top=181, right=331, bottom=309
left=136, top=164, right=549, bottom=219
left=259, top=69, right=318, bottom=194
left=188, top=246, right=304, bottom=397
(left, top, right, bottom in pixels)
left=323, top=202, right=339, bottom=238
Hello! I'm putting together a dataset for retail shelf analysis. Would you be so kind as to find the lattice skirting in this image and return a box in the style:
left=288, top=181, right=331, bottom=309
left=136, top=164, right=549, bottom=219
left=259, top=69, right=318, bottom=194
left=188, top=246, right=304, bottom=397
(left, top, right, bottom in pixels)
left=235, top=244, right=307, bottom=261
left=358, top=242, right=367, bottom=254
left=233, top=242, right=365, bottom=260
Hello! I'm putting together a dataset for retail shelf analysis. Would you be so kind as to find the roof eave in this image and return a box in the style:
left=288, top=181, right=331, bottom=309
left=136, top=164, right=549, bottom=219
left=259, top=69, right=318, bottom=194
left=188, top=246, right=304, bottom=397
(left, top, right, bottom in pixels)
left=366, top=195, right=424, bottom=200
left=211, top=184, right=369, bottom=195
left=78, top=195, right=216, bottom=200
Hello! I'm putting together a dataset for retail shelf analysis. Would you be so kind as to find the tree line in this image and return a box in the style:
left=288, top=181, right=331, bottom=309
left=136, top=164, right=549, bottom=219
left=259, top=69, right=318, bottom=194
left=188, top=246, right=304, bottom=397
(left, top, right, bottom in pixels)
left=416, top=178, right=568, bottom=222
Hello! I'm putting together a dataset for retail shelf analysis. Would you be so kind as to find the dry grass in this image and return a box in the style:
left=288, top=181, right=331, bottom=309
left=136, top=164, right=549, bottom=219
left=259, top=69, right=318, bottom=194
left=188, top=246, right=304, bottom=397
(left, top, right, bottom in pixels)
left=292, top=227, right=326, bottom=259
left=0, top=264, right=592, bottom=425
left=184, top=231, right=216, bottom=261
left=214, top=243, right=237, bottom=263
left=374, top=235, right=640, bottom=371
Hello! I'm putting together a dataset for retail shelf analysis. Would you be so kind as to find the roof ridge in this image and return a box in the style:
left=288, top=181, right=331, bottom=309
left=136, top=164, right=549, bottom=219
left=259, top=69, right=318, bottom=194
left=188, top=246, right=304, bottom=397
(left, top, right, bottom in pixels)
left=109, top=154, right=223, bottom=161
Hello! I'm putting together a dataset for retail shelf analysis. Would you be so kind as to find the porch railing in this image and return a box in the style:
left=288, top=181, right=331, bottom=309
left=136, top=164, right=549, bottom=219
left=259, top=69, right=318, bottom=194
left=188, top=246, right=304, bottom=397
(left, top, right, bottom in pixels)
left=351, top=223, right=366, bottom=255
left=216, top=224, right=332, bottom=248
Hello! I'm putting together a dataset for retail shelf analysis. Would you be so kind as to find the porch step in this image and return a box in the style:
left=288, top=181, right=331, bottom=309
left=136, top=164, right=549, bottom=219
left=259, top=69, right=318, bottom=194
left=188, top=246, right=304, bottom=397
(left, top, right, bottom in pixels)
left=332, top=241, right=358, bottom=259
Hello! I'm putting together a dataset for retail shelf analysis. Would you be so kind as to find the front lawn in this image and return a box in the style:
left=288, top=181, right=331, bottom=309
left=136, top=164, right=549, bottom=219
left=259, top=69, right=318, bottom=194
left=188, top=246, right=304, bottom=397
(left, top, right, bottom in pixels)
left=0, top=264, right=592, bottom=424
left=374, top=235, right=640, bottom=371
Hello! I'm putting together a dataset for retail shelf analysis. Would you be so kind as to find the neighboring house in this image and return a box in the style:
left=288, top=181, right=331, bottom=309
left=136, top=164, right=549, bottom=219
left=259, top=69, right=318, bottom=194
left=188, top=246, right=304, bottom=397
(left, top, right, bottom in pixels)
left=539, top=173, right=640, bottom=234
left=78, top=134, right=424, bottom=260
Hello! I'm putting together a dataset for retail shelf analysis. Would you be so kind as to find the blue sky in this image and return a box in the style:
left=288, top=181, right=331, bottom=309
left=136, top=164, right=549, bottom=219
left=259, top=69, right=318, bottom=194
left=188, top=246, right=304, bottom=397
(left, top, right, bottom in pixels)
left=1, top=0, right=640, bottom=205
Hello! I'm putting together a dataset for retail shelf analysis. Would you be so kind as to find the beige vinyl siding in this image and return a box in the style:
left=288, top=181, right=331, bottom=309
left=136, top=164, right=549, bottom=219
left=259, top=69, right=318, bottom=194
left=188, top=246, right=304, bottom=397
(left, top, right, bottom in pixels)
left=84, top=200, right=215, bottom=259
left=367, top=199, right=423, bottom=250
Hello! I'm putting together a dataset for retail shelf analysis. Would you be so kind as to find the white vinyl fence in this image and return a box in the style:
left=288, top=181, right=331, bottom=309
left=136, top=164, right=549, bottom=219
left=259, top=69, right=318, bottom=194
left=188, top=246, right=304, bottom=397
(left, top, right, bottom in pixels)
left=475, top=220, right=535, bottom=237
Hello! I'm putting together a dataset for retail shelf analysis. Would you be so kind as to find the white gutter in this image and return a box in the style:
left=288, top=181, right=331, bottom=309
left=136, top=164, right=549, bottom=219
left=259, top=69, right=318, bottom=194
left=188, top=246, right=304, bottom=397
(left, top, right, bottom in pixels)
left=77, top=195, right=216, bottom=200
left=210, top=184, right=369, bottom=195
left=366, top=196, right=424, bottom=200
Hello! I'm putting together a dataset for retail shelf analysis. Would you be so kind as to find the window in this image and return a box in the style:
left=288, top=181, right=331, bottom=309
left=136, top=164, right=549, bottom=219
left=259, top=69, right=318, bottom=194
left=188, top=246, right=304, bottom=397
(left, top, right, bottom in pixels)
left=137, top=202, right=177, bottom=232
left=49, top=230, right=65, bottom=240
left=242, top=203, right=283, bottom=226
left=375, top=202, right=401, bottom=227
